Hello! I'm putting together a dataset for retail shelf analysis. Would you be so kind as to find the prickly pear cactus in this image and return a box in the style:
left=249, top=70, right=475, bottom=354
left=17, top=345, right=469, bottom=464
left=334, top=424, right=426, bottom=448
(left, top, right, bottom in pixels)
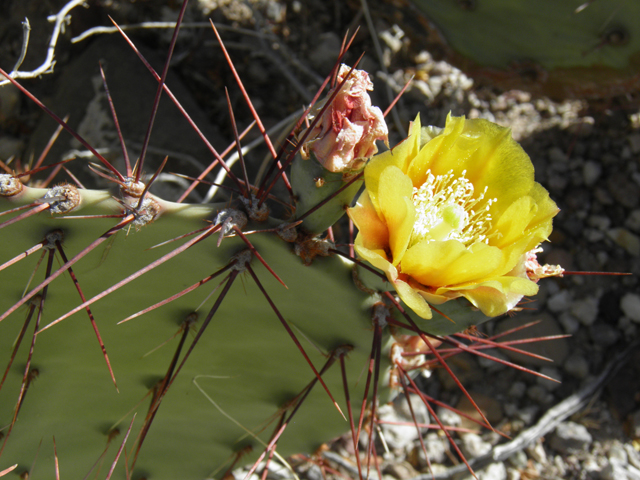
left=411, top=0, right=640, bottom=99
left=0, top=5, right=563, bottom=480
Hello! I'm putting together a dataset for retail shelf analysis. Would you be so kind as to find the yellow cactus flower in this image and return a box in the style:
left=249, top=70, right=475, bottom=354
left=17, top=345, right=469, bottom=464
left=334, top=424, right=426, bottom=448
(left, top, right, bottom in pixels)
left=348, top=114, right=560, bottom=319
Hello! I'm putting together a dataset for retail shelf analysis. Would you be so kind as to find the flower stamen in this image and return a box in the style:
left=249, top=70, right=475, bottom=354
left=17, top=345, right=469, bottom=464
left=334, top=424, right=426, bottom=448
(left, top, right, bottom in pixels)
left=411, top=169, right=495, bottom=247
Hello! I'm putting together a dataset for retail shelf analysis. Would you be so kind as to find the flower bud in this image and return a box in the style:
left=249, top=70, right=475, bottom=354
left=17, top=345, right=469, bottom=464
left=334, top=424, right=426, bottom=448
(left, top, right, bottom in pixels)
left=300, top=65, right=388, bottom=173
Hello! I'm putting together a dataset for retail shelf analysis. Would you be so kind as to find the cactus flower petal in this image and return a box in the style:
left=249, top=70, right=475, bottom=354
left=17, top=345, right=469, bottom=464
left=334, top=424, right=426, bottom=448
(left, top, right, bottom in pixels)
left=349, top=113, right=559, bottom=319
left=301, top=64, right=389, bottom=172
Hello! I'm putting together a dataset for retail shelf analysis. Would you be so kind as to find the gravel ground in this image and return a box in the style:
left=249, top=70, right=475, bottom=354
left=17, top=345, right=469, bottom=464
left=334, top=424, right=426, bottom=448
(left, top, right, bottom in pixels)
left=1, top=1, right=639, bottom=479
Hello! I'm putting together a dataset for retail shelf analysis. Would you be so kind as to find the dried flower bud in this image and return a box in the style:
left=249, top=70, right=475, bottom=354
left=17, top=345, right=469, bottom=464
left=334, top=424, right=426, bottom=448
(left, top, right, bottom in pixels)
left=300, top=65, right=388, bottom=173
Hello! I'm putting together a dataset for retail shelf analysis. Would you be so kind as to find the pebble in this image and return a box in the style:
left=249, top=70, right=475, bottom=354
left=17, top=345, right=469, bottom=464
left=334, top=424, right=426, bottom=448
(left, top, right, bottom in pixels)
left=507, top=450, right=528, bottom=469
left=414, top=432, right=448, bottom=465
left=461, top=433, right=492, bottom=458
left=583, top=160, right=602, bottom=186
left=527, top=384, right=555, bottom=406
left=589, top=323, right=620, bottom=347
left=549, top=421, right=593, bottom=454
left=507, top=381, right=526, bottom=399
left=571, top=297, right=599, bottom=326
left=608, top=228, right=640, bottom=256
left=601, top=460, right=631, bottom=480
left=547, top=290, right=572, bottom=313
left=626, top=209, right=640, bottom=233
left=558, top=312, right=581, bottom=334
left=563, top=352, right=590, bottom=379
left=378, top=394, right=429, bottom=450
left=536, top=366, right=562, bottom=391
left=621, top=293, right=640, bottom=323
left=436, top=407, right=461, bottom=427
left=628, top=133, right=640, bottom=154
left=526, top=441, right=547, bottom=463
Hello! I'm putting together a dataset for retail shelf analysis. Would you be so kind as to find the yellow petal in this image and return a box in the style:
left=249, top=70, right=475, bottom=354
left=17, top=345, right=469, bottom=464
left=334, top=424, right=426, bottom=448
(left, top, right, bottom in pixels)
left=394, top=278, right=433, bottom=319
left=378, top=166, right=415, bottom=266
left=348, top=191, right=389, bottom=252
left=402, top=240, right=503, bottom=287
left=364, top=116, right=422, bottom=216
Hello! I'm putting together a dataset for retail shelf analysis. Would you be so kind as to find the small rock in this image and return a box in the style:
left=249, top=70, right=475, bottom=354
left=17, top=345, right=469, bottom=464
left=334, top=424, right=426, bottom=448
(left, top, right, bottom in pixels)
left=496, top=313, right=569, bottom=366
left=476, top=462, right=507, bottom=480
left=609, top=443, right=629, bottom=464
left=583, top=160, right=602, bottom=186
left=563, top=353, right=590, bottom=379
left=436, top=406, right=461, bottom=427
left=608, top=228, right=640, bottom=256
left=378, top=394, right=428, bottom=450
left=527, top=384, right=554, bottom=405
left=549, top=421, right=592, bottom=454
left=629, top=410, right=640, bottom=438
left=548, top=147, right=568, bottom=163
left=508, top=381, right=527, bottom=399
left=414, top=432, right=449, bottom=466
left=536, top=366, right=562, bottom=391
left=526, top=441, right=547, bottom=463
left=507, top=450, right=528, bottom=469
left=571, top=297, right=599, bottom=326
left=621, top=293, right=640, bottom=323
left=587, top=215, right=611, bottom=231
left=589, top=323, right=620, bottom=347
left=628, top=133, right=640, bottom=154
left=626, top=209, right=640, bottom=233
left=516, top=405, right=540, bottom=425
left=625, top=444, right=640, bottom=470
left=548, top=290, right=572, bottom=312
left=601, top=460, right=630, bottom=480
left=558, top=312, right=581, bottom=334
left=461, top=433, right=491, bottom=458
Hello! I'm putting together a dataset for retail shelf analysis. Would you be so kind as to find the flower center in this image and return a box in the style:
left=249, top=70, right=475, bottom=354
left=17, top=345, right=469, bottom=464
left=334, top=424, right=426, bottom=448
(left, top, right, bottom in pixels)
left=411, top=169, right=495, bottom=247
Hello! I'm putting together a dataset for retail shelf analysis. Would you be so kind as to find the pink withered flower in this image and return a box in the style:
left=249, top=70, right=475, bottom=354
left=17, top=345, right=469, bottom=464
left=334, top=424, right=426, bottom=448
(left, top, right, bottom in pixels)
left=300, top=64, right=389, bottom=173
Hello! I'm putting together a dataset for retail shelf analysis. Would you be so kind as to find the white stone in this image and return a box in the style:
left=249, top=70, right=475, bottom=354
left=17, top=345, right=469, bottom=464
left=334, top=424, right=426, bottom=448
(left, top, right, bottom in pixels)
left=571, top=297, right=599, bottom=326
left=621, top=293, right=640, bottom=323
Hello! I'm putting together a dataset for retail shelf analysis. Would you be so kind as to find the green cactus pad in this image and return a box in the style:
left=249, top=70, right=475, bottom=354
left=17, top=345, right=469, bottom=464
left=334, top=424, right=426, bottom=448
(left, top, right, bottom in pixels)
left=0, top=185, right=486, bottom=479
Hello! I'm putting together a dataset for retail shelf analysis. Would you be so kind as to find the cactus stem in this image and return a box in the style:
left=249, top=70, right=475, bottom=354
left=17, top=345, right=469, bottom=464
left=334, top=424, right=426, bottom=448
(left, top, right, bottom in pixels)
left=257, top=59, right=364, bottom=207
left=130, top=310, right=192, bottom=470
left=231, top=226, right=286, bottom=288
left=0, top=296, right=40, bottom=394
left=53, top=239, right=118, bottom=390
left=0, top=202, right=50, bottom=231
left=245, top=263, right=346, bottom=421
left=117, top=263, right=235, bottom=325
left=295, top=171, right=363, bottom=224
left=104, top=415, right=136, bottom=480
left=248, top=352, right=340, bottom=480
left=35, top=222, right=219, bottom=333
left=0, top=250, right=50, bottom=459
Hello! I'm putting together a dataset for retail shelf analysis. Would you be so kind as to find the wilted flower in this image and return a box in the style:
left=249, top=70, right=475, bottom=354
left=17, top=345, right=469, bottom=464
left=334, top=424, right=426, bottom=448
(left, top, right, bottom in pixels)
left=300, top=64, right=388, bottom=173
left=348, top=114, right=560, bottom=319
